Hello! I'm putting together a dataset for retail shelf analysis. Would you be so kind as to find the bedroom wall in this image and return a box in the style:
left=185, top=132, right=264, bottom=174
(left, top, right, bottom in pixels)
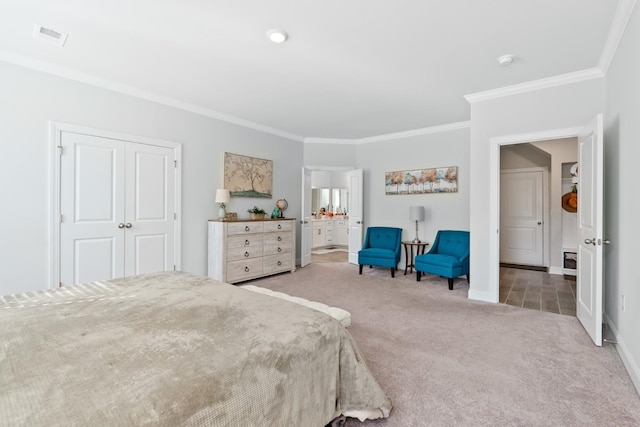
left=355, top=127, right=471, bottom=268
left=0, top=61, right=303, bottom=295
left=469, top=77, right=606, bottom=303
left=604, top=2, right=640, bottom=392
left=303, top=141, right=357, bottom=168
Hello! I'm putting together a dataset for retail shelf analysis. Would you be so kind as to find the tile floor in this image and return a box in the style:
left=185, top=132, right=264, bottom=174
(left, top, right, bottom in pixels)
left=500, top=266, right=577, bottom=316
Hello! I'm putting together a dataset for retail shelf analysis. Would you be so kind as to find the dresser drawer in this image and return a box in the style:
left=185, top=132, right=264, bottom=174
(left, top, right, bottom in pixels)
left=263, top=232, right=292, bottom=246
left=227, top=222, right=264, bottom=235
left=227, top=246, right=263, bottom=261
left=227, top=234, right=263, bottom=249
left=264, top=221, right=293, bottom=233
left=263, top=240, right=292, bottom=256
left=226, top=258, right=263, bottom=282
left=263, top=253, right=292, bottom=274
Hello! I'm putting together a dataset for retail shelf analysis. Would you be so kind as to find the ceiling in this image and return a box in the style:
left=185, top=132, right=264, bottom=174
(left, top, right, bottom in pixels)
left=0, top=0, right=622, bottom=141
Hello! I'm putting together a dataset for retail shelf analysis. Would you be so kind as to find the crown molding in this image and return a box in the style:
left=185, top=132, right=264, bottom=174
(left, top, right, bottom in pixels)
left=464, top=68, right=604, bottom=103
left=598, top=0, right=637, bottom=74
left=0, top=49, right=305, bottom=142
left=356, top=121, right=471, bottom=144
left=304, top=121, right=471, bottom=145
left=304, top=138, right=357, bottom=145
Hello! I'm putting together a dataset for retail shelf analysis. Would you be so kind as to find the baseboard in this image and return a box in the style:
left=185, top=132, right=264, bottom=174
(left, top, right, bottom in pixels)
left=548, top=266, right=563, bottom=275
left=500, top=263, right=547, bottom=272
left=468, top=289, right=498, bottom=303
left=604, top=313, right=640, bottom=396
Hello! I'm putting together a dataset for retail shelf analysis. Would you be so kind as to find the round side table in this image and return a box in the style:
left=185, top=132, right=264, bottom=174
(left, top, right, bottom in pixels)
left=401, top=241, right=430, bottom=275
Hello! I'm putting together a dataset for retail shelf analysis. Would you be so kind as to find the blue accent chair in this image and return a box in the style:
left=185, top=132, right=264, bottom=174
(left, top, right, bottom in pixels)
left=358, top=227, right=403, bottom=278
left=415, top=230, right=470, bottom=290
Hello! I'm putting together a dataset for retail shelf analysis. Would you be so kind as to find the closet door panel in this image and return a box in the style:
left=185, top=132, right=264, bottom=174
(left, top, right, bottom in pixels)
left=59, top=132, right=125, bottom=285
left=124, top=143, right=175, bottom=276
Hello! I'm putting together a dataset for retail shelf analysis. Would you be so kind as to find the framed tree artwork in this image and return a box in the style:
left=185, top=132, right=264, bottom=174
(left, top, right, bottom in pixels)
left=223, top=153, right=273, bottom=198
left=385, top=166, right=458, bottom=195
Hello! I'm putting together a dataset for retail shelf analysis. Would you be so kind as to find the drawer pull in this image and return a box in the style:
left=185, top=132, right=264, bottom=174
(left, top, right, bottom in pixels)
left=245, top=226, right=250, bottom=231
left=245, top=266, right=250, bottom=272
left=245, top=239, right=250, bottom=245
left=277, top=261, right=282, bottom=266
left=277, top=247, right=282, bottom=252
left=278, top=236, right=282, bottom=241
left=278, top=224, right=282, bottom=229
left=244, top=251, right=249, bottom=257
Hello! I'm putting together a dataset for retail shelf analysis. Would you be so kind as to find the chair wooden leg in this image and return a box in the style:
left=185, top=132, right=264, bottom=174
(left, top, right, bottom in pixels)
left=467, top=273, right=470, bottom=283
left=391, top=268, right=395, bottom=278
left=448, top=278, right=454, bottom=290
left=359, top=264, right=363, bottom=275
left=416, top=271, right=421, bottom=282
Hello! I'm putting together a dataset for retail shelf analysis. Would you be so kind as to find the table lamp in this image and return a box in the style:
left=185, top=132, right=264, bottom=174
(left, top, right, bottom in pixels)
left=215, top=189, right=231, bottom=220
left=410, top=206, right=425, bottom=243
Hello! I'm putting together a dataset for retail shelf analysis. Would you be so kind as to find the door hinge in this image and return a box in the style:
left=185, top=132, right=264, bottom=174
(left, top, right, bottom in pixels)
left=174, top=212, right=177, bottom=220
left=58, top=145, right=64, bottom=156
left=174, top=160, right=177, bottom=167
left=60, top=214, right=64, bottom=224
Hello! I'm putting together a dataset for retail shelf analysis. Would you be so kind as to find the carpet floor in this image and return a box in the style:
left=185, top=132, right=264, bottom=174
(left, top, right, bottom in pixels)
left=250, top=262, right=640, bottom=426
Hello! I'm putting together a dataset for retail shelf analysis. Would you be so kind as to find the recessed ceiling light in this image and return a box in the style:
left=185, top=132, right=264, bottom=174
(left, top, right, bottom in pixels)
left=497, top=54, right=515, bottom=65
left=267, top=29, right=288, bottom=44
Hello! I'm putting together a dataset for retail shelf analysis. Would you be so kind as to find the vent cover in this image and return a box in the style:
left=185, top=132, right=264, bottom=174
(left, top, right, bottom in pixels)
left=33, top=24, right=68, bottom=47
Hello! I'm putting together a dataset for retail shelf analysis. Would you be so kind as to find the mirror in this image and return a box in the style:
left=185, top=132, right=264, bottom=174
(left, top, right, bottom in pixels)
left=312, top=188, right=349, bottom=215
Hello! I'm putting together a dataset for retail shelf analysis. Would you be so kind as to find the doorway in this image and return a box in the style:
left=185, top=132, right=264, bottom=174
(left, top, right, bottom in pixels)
left=301, top=168, right=362, bottom=267
left=498, top=139, right=577, bottom=316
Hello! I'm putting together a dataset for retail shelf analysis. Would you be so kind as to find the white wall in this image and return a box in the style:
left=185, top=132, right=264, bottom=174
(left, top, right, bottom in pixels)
left=469, top=78, right=606, bottom=303
left=500, top=144, right=550, bottom=170
left=304, top=141, right=357, bottom=167
left=355, top=128, right=470, bottom=268
left=604, top=2, right=640, bottom=392
left=0, top=61, right=303, bottom=295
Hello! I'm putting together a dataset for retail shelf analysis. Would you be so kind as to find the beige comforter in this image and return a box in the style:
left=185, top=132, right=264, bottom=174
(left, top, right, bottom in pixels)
left=0, top=272, right=391, bottom=426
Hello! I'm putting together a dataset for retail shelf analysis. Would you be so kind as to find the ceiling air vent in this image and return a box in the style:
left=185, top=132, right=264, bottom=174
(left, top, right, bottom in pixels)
left=33, top=24, right=68, bottom=47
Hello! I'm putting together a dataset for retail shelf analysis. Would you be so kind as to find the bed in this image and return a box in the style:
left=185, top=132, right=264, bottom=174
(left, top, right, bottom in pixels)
left=0, top=272, right=391, bottom=426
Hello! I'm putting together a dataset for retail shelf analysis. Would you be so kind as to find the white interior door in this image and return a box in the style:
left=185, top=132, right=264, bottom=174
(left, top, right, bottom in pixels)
left=577, top=114, right=604, bottom=346
left=300, top=167, right=312, bottom=267
left=500, top=169, right=544, bottom=265
left=60, top=132, right=126, bottom=285
left=124, top=142, right=176, bottom=276
left=348, top=169, right=363, bottom=264
left=58, top=128, right=178, bottom=286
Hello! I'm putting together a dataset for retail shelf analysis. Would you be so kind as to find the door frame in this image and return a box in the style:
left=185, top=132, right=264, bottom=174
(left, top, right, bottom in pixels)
left=488, top=126, right=583, bottom=302
left=301, top=165, right=358, bottom=264
left=49, top=121, right=182, bottom=289
left=499, top=167, right=549, bottom=267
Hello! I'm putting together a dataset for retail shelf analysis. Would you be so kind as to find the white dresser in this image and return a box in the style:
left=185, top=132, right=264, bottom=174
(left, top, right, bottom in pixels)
left=208, top=219, right=296, bottom=283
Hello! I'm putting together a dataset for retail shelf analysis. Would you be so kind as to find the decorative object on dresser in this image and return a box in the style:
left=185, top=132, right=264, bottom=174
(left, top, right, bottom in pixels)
left=247, top=206, right=267, bottom=220
left=208, top=219, right=296, bottom=283
left=409, top=206, right=425, bottom=243
left=215, top=188, right=231, bottom=220
left=224, top=152, right=273, bottom=198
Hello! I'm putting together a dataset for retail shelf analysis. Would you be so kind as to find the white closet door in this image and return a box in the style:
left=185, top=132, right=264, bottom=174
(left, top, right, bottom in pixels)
left=124, top=142, right=175, bottom=276
left=59, top=132, right=176, bottom=286
left=60, top=132, right=126, bottom=285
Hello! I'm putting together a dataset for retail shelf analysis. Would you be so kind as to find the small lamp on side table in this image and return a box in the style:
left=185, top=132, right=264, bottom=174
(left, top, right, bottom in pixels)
left=215, top=189, right=231, bottom=220
left=410, top=206, right=425, bottom=243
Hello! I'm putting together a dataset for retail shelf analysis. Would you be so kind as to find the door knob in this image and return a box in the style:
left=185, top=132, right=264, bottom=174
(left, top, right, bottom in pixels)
left=125, top=223, right=132, bottom=228
left=118, top=223, right=125, bottom=229
left=537, top=221, right=542, bottom=225
left=584, top=238, right=596, bottom=246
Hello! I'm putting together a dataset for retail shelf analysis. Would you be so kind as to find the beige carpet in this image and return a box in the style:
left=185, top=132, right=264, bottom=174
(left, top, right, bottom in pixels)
left=251, top=262, right=640, bottom=426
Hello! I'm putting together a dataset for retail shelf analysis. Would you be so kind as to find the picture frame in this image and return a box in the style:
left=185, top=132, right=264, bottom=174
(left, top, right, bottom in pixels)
left=224, top=152, right=273, bottom=198
left=385, top=166, right=458, bottom=195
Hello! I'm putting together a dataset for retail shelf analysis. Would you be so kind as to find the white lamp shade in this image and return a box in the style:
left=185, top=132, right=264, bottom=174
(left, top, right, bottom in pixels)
left=215, top=189, right=230, bottom=204
left=410, top=206, right=425, bottom=221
